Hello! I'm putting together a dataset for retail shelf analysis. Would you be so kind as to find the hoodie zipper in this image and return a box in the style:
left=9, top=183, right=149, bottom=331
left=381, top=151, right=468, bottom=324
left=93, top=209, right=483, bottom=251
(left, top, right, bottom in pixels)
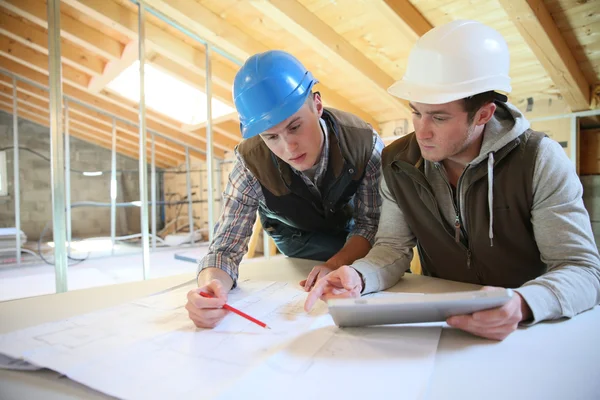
left=404, top=164, right=471, bottom=258
left=435, top=164, right=474, bottom=270
left=437, top=165, right=468, bottom=243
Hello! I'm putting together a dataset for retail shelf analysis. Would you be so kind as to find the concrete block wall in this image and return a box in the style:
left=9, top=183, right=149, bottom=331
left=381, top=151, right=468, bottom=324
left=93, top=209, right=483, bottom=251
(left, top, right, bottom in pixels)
left=0, top=111, right=161, bottom=241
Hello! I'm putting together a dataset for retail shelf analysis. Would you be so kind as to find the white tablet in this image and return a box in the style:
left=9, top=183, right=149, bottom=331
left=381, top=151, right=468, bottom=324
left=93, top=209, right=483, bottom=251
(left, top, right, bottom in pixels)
left=327, top=288, right=514, bottom=327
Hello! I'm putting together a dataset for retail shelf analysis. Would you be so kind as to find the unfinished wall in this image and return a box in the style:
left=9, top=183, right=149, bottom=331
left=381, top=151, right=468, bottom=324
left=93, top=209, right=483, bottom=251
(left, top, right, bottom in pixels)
left=162, top=160, right=227, bottom=238
left=0, top=111, right=161, bottom=241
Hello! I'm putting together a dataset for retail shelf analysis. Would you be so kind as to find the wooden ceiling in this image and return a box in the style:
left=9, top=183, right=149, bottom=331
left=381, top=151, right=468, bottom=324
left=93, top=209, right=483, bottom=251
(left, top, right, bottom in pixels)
left=0, top=0, right=598, bottom=167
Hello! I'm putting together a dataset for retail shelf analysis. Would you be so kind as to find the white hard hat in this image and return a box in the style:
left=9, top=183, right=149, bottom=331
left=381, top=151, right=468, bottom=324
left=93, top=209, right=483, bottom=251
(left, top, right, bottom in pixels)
left=388, top=20, right=512, bottom=105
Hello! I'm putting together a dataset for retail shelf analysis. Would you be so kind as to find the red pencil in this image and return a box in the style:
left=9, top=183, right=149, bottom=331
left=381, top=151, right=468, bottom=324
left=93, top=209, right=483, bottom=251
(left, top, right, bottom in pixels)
left=199, top=291, right=270, bottom=329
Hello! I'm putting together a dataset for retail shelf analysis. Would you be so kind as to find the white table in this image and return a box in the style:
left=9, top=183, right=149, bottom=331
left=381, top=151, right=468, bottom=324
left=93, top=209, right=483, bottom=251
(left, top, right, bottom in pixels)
left=1, top=257, right=598, bottom=400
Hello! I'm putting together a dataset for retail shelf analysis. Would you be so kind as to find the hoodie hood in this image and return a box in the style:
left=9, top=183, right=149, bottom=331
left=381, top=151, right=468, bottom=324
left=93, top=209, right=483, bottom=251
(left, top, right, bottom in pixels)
left=425, top=101, right=531, bottom=248
left=470, top=101, right=531, bottom=166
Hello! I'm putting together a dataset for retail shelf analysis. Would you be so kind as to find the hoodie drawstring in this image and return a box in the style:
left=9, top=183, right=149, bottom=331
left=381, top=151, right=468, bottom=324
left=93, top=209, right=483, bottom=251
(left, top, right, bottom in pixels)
left=487, top=152, right=495, bottom=247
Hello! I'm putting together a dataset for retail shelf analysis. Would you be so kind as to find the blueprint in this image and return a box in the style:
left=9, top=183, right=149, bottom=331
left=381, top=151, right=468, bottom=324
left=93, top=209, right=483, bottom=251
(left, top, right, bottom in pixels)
left=0, top=280, right=442, bottom=400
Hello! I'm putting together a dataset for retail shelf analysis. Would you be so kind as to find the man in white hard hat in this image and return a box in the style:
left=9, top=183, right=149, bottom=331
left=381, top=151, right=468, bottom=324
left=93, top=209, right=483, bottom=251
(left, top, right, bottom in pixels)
left=305, top=20, right=600, bottom=340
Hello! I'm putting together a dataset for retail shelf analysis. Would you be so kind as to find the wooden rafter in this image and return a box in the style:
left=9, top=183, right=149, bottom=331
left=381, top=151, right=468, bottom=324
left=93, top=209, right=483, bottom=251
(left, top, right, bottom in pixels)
left=0, top=10, right=105, bottom=77
left=498, top=0, right=591, bottom=111
left=0, top=0, right=237, bottom=156
left=0, top=0, right=123, bottom=61
left=88, top=40, right=138, bottom=93
left=149, top=54, right=234, bottom=108
left=141, top=0, right=381, bottom=130
left=0, top=56, right=228, bottom=158
left=0, top=93, right=182, bottom=165
left=63, top=0, right=236, bottom=90
left=0, top=76, right=207, bottom=162
left=250, top=0, right=410, bottom=116
left=0, top=101, right=173, bottom=168
left=376, top=0, right=433, bottom=38
left=0, top=35, right=91, bottom=88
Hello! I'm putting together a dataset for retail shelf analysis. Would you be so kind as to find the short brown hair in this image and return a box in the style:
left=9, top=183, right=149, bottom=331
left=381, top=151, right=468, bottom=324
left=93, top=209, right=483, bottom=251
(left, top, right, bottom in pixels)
left=463, top=91, right=496, bottom=124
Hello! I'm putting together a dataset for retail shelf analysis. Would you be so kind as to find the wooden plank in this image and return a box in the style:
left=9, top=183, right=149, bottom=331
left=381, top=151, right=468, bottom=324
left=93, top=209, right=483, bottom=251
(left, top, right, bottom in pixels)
left=0, top=10, right=105, bottom=77
left=149, top=54, right=234, bottom=108
left=0, top=0, right=123, bottom=61
left=140, top=0, right=380, bottom=130
left=580, top=129, right=600, bottom=175
left=246, top=214, right=262, bottom=258
left=377, top=0, right=434, bottom=37
left=183, top=112, right=239, bottom=132
left=0, top=75, right=206, bottom=160
left=0, top=93, right=182, bottom=164
left=0, top=102, right=173, bottom=168
left=0, top=35, right=91, bottom=88
left=0, top=74, right=209, bottom=162
left=0, top=56, right=228, bottom=157
left=250, top=0, right=410, bottom=116
left=63, top=0, right=236, bottom=90
left=498, top=0, right=591, bottom=111
left=88, top=41, right=137, bottom=92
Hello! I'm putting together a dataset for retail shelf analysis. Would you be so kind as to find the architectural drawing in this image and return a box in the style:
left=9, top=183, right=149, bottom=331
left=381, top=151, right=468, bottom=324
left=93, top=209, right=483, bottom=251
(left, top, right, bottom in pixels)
left=0, top=280, right=442, bottom=400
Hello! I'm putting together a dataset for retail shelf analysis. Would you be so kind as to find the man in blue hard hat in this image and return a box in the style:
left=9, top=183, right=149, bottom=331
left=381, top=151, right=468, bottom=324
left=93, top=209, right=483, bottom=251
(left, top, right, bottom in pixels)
left=185, top=50, right=384, bottom=328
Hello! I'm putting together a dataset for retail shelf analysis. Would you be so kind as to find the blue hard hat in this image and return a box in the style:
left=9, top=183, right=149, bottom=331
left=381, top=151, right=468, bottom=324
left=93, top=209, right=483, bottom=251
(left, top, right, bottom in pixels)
left=233, top=50, right=318, bottom=139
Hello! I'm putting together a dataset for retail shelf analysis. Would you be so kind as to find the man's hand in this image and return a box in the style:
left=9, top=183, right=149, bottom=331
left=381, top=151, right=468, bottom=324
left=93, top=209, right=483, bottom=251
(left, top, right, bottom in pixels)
left=300, top=264, right=335, bottom=291
left=446, top=287, right=532, bottom=341
left=185, top=279, right=230, bottom=329
left=304, top=265, right=363, bottom=312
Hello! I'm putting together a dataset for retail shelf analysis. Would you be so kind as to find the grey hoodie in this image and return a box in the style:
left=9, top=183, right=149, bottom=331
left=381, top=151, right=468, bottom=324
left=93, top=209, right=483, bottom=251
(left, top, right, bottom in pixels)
left=352, top=103, right=600, bottom=323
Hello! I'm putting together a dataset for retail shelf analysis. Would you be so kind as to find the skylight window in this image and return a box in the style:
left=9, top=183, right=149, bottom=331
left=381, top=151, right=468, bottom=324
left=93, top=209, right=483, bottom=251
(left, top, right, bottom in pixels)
left=106, top=61, right=234, bottom=125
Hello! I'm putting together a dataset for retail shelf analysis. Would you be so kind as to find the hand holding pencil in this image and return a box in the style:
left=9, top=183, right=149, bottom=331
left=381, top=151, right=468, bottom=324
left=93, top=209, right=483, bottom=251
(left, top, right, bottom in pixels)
left=185, top=279, right=270, bottom=329
left=185, top=280, right=231, bottom=329
left=199, top=292, right=270, bottom=329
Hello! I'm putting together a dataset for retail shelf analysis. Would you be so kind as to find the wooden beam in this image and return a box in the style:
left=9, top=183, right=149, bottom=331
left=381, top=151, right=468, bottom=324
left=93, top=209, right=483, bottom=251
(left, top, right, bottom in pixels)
left=88, top=40, right=137, bottom=92
left=376, top=0, right=433, bottom=38
left=0, top=57, right=228, bottom=157
left=246, top=214, right=262, bottom=259
left=101, top=88, right=232, bottom=154
left=0, top=34, right=91, bottom=88
left=149, top=54, right=233, bottom=107
left=0, top=0, right=123, bottom=61
left=0, top=101, right=173, bottom=168
left=0, top=92, right=181, bottom=164
left=250, top=0, right=410, bottom=116
left=0, top=78, right=206, bottom=162
left=141, top=0, right=256, bottom=63
left=0, top=10, right=105, bottom=77
left=139, top=0, right=381, bottom=130
left=63, top=0, right=235, bottom=89
left=498, top=0, right=591, bottom=111
left=182, top=112, right=239, bottom=132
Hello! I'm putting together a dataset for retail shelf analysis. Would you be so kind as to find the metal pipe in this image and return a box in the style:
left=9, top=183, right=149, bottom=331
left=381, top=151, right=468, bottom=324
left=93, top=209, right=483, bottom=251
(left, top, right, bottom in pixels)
left=138, top=1, right=150, bottom=279
left=47, top=0, right=68, bottom=292
left=151, top=133, right=157, bottom=251
left=64, top=101, right=71, bottom=257
left=12, top=77, right=20, bottom=267
left=185, top=147, right=194, bottom=245
left=0, top=68, right=211, bottom=158
left=110, top=118, right=117, bottom=255
left=205, top=43, right=215, bottom=242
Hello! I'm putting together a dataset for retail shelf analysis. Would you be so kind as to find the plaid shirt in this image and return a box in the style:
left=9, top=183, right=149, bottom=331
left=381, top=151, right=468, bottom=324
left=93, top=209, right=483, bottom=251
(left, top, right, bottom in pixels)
left=198, top=118, right=384, bottom=284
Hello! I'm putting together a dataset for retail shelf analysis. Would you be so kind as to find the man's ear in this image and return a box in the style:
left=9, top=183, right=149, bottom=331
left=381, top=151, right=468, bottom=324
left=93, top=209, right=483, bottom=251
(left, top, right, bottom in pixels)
left=474, top=102, right=496, bottom=126
left=313, top=92, right=324, bottom=118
